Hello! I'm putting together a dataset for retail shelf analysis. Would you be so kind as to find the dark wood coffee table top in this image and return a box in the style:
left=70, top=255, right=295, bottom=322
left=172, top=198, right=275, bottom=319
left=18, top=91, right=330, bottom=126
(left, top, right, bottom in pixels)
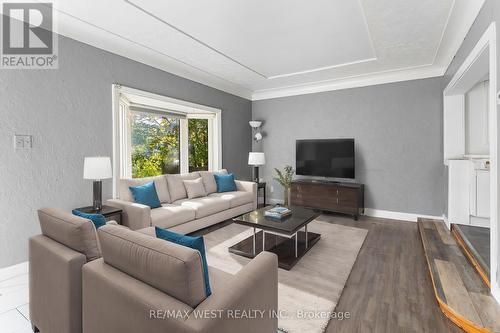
left=233, top=205, right=320, bottom=235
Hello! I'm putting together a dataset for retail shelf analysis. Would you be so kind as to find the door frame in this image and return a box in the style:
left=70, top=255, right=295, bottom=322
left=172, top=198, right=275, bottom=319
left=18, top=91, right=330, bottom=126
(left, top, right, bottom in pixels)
left=443, top=23, right=499, bottom=302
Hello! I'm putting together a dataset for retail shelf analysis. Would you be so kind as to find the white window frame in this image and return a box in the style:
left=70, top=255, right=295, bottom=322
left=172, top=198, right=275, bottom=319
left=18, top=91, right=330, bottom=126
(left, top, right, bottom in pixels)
left=112, top=84, right=222, bottom=197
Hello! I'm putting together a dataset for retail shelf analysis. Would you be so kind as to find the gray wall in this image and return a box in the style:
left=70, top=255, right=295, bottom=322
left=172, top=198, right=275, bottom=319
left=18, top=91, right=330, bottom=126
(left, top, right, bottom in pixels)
left=252, top=77, right=445, bottom=216
left=0, top=34, right=252, bottom=268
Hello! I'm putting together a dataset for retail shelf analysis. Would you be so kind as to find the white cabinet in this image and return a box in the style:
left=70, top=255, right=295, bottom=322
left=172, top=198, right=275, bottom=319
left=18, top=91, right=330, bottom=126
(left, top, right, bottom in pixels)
left=448, top=159, right=490, bottom=227
left=443, top=95, right=465, bottom=163
left=476, top=170, right=490, bottom=218
left=448, top=160, right=471, bottom=225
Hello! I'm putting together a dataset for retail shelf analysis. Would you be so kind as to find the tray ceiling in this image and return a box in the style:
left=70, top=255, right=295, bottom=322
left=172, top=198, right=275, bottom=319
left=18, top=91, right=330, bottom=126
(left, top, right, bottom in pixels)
left=26, top=0, right=485, bottom=99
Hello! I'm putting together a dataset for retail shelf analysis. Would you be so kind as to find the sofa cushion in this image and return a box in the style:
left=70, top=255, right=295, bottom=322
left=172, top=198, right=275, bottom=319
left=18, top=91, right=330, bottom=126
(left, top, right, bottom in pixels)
left=199, top=169, right=227, bottom=195
left=208, top=191, right=254, bottom=208
left=128, top=182, right=162, bottom=208
left=38, top=208, right=100, bottom=261
left=166, top=172, right=201, bottom=202
left=214, top=173, right=237, bottom=193
left=155, top=227, right=211, bottom=297
left=173, top=196, right=230, bottom=219
left=183, top=178, right=206, bottom=199
left=150, top=204, right=196, bottom=229
left=119, top=175, right=170, bottom=204
left=97, top=225, right=208, bottom=307
left=72, top=210, right=107, bottom=229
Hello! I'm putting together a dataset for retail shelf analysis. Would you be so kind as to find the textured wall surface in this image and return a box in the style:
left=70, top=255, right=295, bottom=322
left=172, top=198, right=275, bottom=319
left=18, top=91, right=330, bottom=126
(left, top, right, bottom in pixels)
left=0, top=34, right=252, bottom=268
left=252, top=77, right=446, bottom=216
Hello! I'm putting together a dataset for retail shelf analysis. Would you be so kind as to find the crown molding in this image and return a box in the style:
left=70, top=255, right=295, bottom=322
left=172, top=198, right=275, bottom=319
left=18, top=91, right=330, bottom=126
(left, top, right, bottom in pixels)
left=44, top=0, right=482, bottom=102
left=251, top=65, right=446, bottom=100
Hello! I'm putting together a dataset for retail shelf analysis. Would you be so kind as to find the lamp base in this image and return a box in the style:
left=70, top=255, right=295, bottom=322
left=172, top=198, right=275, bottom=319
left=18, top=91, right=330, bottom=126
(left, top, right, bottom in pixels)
left=252, top=166, right=260, bottom=183
left=92, top=180, right=102, bottom=211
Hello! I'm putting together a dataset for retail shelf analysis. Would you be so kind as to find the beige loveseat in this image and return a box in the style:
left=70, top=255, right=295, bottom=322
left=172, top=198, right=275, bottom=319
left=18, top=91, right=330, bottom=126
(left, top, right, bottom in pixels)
left=107, top=170, right=257, bottom=233
left=30, top=208, right=278, bottom=333
left=83, top=225, right=278, bottom=333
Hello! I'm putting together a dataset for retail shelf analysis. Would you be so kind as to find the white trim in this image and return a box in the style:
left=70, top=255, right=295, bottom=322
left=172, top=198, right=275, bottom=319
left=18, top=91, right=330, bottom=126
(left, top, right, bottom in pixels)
left=430, top=0, right=456, bottom=65
left=266, top=58, right=377, bottom=79
left=0, top=261, right=28, bottom=280
left=179, top=118, right=189, bottom=174
left=44, top=0, right=484, bottom=101
left=111, top=85, right=222, bottom=196
left=116, top=85, right=222, bottom=114
left=443, top=23, right=499, bottom=303
left=266, top=199, right=441, bottom=223
left=268, top=198, right=284, bottom=205
left=252, top=65, right=445, bottom=100
left=364, top=208, right=442, bottom=222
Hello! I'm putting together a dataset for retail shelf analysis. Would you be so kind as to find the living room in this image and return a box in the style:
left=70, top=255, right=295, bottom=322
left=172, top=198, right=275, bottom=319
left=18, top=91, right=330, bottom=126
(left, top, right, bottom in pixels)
left=1, top=1, right=500, bottom=332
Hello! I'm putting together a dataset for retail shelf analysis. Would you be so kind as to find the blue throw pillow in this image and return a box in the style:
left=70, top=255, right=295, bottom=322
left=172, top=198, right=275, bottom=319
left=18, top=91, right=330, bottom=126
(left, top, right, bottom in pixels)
left=214, top=173, right=237, bottom=193
left=129, top=181, right=161, bottom=208
left=72, top=210, right=107, bottom=229
left=155, top=227, right=211, bottom=297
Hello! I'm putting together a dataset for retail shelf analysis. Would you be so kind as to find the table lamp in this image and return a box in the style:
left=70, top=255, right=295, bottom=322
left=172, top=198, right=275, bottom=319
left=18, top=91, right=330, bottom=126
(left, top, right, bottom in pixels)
left=83, top=156, right=112, bottom=211
left=248, top=152, right=265, bottom=183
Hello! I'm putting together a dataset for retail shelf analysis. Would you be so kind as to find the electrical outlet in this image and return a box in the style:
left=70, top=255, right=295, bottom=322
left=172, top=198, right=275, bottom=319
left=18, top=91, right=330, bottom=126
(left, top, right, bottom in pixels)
left=14, top=135, right=32, bottom=149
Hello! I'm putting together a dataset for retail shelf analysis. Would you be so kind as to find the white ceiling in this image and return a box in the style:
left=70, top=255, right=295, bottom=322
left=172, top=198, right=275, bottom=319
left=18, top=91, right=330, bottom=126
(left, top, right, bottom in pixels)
left=35, top=0, right=485, bottom=99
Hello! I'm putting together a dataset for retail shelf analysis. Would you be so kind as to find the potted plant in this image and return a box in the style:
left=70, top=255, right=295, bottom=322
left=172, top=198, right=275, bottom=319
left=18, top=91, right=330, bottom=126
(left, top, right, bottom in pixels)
left=274, top=165, right=295, bottom=207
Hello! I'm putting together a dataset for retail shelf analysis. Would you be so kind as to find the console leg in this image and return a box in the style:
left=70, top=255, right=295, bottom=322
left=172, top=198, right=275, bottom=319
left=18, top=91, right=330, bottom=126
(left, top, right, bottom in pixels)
left=353, top=214, right=358, bottom=221
left=32, top=324, right=39, bottom=332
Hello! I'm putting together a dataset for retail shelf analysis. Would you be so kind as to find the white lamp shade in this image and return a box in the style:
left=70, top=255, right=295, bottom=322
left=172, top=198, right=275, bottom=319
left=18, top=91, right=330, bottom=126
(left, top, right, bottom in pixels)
left=248, top=152, right=266, bottom=166
left=249, top=120, right=262, bottom=128
left=83, top=157, right=112, bottom=180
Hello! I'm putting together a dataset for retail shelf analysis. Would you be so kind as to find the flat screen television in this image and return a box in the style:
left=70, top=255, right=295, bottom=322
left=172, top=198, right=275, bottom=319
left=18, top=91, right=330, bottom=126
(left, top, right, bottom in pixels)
left=296, top=139, right=355, bottom=179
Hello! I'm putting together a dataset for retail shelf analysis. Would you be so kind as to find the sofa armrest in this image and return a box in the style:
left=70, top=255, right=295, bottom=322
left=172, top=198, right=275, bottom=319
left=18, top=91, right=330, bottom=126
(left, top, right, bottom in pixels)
left=30, top=235, right=87, bottom=333
left=235, top=180, right=257, bottom=209
left=106, top=199, right=151, bottom=230
left=235, top=180, right=257, bottom=194
left=186, top=252, right=278, bottom=333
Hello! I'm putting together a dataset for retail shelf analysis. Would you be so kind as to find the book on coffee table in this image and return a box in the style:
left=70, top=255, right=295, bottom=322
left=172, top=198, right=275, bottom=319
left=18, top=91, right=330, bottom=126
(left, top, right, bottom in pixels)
left=264, top=206, right=292, bottom=219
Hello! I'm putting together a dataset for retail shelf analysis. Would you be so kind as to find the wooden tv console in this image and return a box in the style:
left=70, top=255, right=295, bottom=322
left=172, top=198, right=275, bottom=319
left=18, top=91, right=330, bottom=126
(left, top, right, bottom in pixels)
left=290, top=179, right=364, bottom=220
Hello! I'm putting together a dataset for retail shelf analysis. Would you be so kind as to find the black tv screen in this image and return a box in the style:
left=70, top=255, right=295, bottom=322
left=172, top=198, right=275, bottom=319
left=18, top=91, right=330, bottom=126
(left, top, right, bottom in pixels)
left=296, top=139, right=355, bottom=179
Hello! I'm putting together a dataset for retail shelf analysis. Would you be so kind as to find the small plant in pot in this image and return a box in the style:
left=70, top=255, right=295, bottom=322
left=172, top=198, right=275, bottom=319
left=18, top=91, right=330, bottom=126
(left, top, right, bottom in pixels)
left=274, top=165, right=295, bottom=207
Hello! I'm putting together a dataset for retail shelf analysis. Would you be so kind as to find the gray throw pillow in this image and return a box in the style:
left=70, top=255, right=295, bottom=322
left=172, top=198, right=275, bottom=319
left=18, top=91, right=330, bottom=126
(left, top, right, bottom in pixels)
left=183, top=178, right=207, bottom=199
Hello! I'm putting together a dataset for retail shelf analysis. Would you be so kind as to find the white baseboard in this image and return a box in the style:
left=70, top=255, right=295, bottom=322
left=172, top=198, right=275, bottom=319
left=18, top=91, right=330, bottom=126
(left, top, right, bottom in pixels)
left=266, top=198, right=442, bottom=222
left=0, top=261, right=28, bottom=280
left=364, top=208, right=442, bottom=222
left=268, top=198, right=284, bottom=205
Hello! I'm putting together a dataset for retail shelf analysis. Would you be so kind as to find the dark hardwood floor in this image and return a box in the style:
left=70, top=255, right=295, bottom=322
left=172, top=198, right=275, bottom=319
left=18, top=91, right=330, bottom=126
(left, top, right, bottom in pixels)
left=322, top=214, right=463, bottom=333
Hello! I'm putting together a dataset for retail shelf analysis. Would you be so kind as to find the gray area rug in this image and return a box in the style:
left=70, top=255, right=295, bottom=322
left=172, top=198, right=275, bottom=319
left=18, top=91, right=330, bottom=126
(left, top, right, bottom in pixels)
left=203, top=217, right=368, bottom=333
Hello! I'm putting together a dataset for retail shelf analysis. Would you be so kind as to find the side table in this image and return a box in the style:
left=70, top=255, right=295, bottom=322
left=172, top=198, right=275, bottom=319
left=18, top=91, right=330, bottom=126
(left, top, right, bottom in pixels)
left=257, top=182, right=266, bottom=206
left=74, top=205, right=123, bottom=224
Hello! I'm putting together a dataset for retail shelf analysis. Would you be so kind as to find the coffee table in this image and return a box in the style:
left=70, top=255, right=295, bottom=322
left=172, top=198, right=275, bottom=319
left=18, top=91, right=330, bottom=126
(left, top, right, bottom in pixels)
left=229, top=206, right=321, bottom=270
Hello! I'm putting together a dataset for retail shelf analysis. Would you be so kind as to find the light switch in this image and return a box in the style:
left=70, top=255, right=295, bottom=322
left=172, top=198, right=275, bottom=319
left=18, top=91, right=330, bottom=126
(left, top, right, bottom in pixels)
left=14, top=135, right=33, bottom=149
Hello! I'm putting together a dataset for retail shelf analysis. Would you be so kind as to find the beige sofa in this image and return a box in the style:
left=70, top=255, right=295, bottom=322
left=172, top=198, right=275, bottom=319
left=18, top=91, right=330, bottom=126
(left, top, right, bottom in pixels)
left=83, top=225, right=278, bottom=333
left=30, top=208, right=278, bottom=333
left=107, top=170, right=257, bottom=232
